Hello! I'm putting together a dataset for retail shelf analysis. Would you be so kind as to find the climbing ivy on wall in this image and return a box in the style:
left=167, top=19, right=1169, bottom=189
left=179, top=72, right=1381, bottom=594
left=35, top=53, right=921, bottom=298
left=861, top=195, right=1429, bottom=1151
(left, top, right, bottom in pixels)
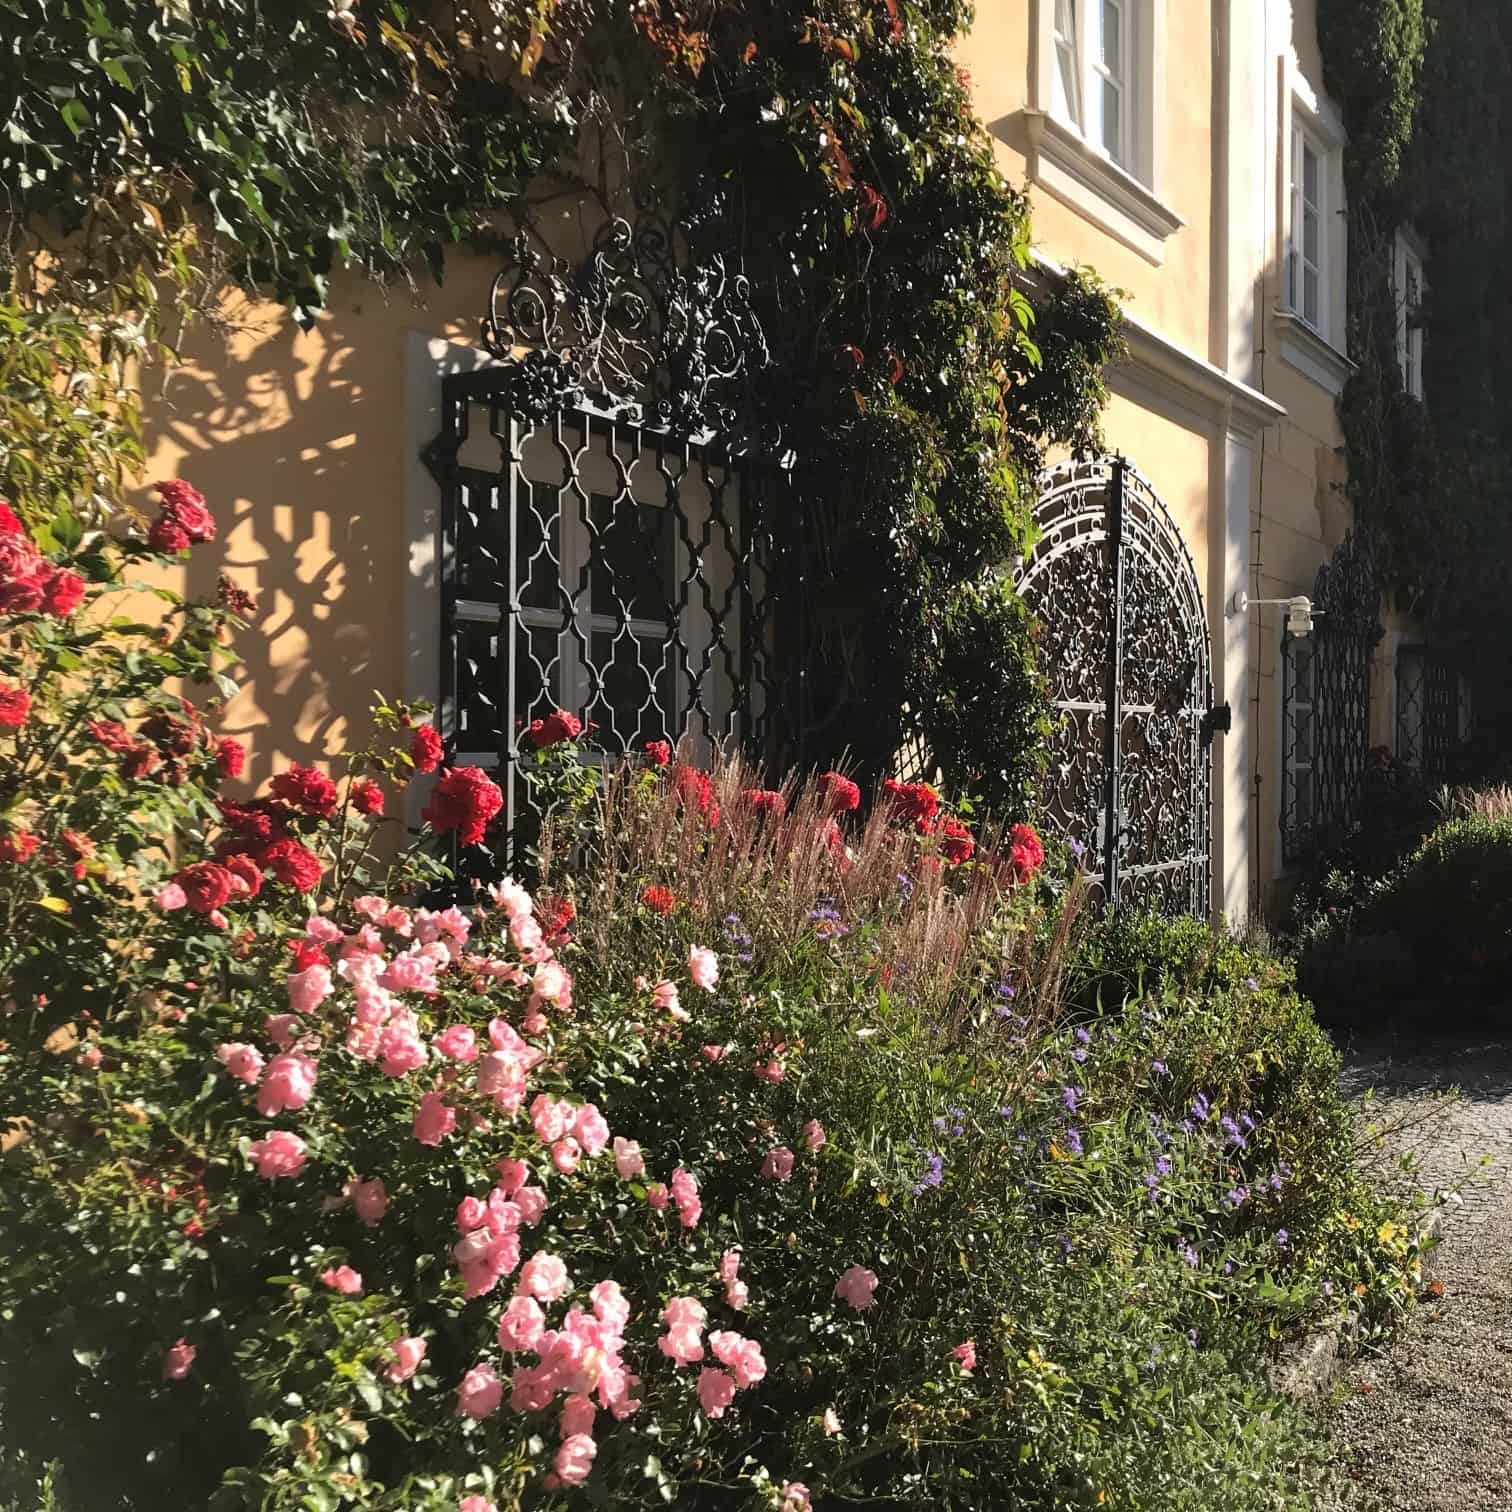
left=1319, top=0, right=1512, bottom=750
left=0, top=0, right=1123, bottom=815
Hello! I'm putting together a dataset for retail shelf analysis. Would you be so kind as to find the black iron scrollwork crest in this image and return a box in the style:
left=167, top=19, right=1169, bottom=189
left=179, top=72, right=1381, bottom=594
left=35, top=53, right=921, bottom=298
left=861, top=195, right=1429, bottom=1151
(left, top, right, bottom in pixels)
left=481, top=209, right=771, bottom=441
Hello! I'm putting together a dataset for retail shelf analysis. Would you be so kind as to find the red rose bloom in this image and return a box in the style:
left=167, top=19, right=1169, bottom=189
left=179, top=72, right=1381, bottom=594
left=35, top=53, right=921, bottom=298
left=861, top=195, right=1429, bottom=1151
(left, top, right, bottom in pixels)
left=223, top=853, right=263, bottom=899
left=640, top=884, right=677, bottom=915
left=0, top=515, right=46, bottom=612
left=1008, top=823, right=1045, bottom=883
left=421, top=766, right=504, bottom=847
left=0, top=504, right=23, bottom=536
left=174, top=861, right=236, bottom=915
left=816, top=772, right=861, bottom=813
left=935, top=814, right=975, bottom=866
left=149, top=480, right=215, bottom=551
left=121, top=743, right=159, bottom=780
left=540, top=894, right=575, bottom=941
left=410, top=725, right=444, bottom=774
left=672, top=765, right=715, bottom=817
left=40, top=568, right=85, bottom=617
left=644, top=739, right=672, bottom=767
left=271, top=763, right=338, bottom=817
left=0, top=685, right=30, bottom=729
left=882, top=778, right=940, bottom=825
left=216, top=738, right=246, bottom=780
left=525, top=709, right=583, bottom=749
left=290, top=940, right=328, bottom=971
left=0, top=830, right=39, bottom=863
left=741, top=787, right=786, bottom=817
left=88, top=719, right=134, bottom=753
left=217, top=798, right=292, bottom=846
left=260, top=838, right=324, bottom=892
left=350, top=778, right=385, bottom=816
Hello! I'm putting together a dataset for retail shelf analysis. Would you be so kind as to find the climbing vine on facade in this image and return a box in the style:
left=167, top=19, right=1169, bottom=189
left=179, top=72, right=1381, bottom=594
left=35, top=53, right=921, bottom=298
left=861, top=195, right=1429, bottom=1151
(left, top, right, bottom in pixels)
left=0, top=0, right=1123, bottom=813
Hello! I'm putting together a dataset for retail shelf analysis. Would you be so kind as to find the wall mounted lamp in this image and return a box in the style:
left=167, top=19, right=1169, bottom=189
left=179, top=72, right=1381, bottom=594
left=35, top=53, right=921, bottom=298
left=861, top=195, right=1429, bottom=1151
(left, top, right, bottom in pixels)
left=1228, top=590, right=1317, bottom=639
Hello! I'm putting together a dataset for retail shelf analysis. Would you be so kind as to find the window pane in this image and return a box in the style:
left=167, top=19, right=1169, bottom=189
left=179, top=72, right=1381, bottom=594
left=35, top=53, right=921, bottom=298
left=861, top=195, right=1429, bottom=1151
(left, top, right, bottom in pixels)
left=1302, top=206, right=1319, bottom=266
left=1302, top=142, right=1319, bottom=205
left=1054, top=38, right=1080, bottom=123
left=1101, top=0, right=1122, bottom=70
left=588, top=492, right=675, bottom=621
left=1303, top=267, right=1319, bottom=325
left=585, top=629, right=676, bottom=755
left=1287, top=248, right=1298, bottom=311
left=1101, top=79, right=1122, bottom=160
left=454, top=475, right=502, bottom=603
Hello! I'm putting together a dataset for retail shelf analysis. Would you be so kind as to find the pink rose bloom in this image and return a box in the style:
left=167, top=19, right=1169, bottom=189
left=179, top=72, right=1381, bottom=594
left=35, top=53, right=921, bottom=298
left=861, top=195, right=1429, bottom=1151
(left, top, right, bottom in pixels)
left=719, top=1249, right=742, bottom=1283
left=781, top=1483, right=813, bottom=1512
left=645, top=1182, right=669, bottom=1210
left=154, top=882, right=187, bottom=912
left=497, top=1293, right=546, bottom=1352
left=489, top=877, right=533, bottom=919
left=574, top=1103, right=610, bottom=1156
left=700, top=1044, right=728, bottom=1061
left=286, top=963, right=333, bottom=1016
left=347, top=1177, right=388, bottom=1226
left=532, top=960, right=571, bottom=1003
left=496, top=1157, right=530, bottom=1194
left=379, top=1024, right=427, bottom=1077
left=519, top=1250, right=571, bottom=1302
left=249, top=1129, right=307, bottom=1179
left=802, top=1118, right=826, bottom=1152
left=459, top=1499, right=497, bottom=1512
left=306, top=914, right=344, bottom=943
left=319, top=1265, right=363, bottom=1294
left=256, top=1051, right=318, bottom=1117
left=511, top=914, right=544, bottom=954
left=161, top=1337, right=196, bottom=1381
left=834, top=1264, right=879, bottom=1310
left=510, top=1361, right=557, bottom=1413
left=263, top=1013, right=300, bottom=1050
left=659, top=1325, right=704, bottom=1367
left=612, top=1137, right=645, bottom=1179
left=697, top=1366, right=737, bottom=1418
left=378, top=947, right=439, bottom=996
left=381, top=905, right=412, bottom=934
left=555, top=1434, right=596, bottom=1487
left=561, top=1393, right=596, bottom=1438
left=687, top=944, right=719, bottom=990
left=709, top=1330, right=767, bottom=1389
left=433, top=1024, right=478, bottom=1062
left=352, top=895, right=387, bottom=921
left=514, top=1185, right=548, bottom=1226
left=651, top=979, right=681, bottom=1016
left=455, top=1362, right=503, bottom=1419
left=670, top=1168, right=698, bottom=1206
left=530, top=1094, right=570, bottom=1144
left=725, top=1277, right=750, bottom=1310
left=412, top=1091, right=456, bottom=1146
left=551, top=1137, right=582, bottom=1174
left=456, top=1195, right=488, bottom=1233
left=476, top=1050, right=527, bottom=1108
left=458, top=1231, right=521, bottom=1298
left=216, top=1041, right=265, bottom=1084
left=385, top=1335, right=427, bottom=1383
left=761, top=1146, right=795, bottom=1182
left=590, top=1279, right=630, bottom=1333
left=822, top=1406, right=842, bottom=1436
left=754, top=1057, right=786, bottom=1083
left=953, top=1339, right=977, bottom=1371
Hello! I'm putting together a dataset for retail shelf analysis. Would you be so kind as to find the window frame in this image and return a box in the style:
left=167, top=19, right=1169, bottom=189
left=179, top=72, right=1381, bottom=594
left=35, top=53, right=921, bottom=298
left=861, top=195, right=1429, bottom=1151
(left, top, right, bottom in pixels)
left=1288, top=119, right=1327, bottom=337
left=1046, top=0, right=1144, bottom=180
left=1394, top=230, right=1426, bottom=401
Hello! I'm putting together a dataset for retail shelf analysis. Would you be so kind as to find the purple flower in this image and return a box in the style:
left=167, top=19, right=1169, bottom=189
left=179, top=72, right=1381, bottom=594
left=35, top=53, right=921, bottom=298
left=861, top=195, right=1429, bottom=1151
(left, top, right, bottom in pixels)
left=1246, top=976, right=1260, bottom=993
left=912, top=1152, right=946, bottom=1195
left=1191, top=1093, right=1210, bottom=1122
left=1156, top=1156, right=1172, bottom=1175
left=1151, top=1059, right=1170, bottom=1077
left=1178, top=1240, right=1199, bottom=1268
left=1064, top=1128, right=1084, bottom=1157
left=1074, top=1027, right=1091, bottom=1045
left=1062, top=1086, right=1080, bottom=1113
left=1276, top=1228, right=1289, bottom=1249
left=1058, top=1234, right=1073, bottom=1256
left=1224, top=1185, right=1249, bottom=1209
left=1069, top=837, right=1087, bottom=861
left=1220, top=1116, right=1248, bottom=1151
left=1071, top=1048, right=1088, bottom=1063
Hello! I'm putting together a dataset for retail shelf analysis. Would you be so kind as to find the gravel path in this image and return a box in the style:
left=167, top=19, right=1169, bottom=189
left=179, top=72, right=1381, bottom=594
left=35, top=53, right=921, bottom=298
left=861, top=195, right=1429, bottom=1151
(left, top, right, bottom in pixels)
left=1332, top=1033, right=1512, bottom=1511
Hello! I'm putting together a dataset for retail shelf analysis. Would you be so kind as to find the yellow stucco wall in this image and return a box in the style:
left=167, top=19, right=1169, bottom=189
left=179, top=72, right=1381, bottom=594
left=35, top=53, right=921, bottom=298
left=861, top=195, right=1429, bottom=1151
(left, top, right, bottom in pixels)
left=143, top=267, right=497, bottom=789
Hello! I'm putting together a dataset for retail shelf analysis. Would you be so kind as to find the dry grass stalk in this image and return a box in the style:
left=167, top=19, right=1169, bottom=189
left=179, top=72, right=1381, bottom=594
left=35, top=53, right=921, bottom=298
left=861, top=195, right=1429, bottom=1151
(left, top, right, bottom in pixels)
left=1435, top=783, right=1512, bottom=823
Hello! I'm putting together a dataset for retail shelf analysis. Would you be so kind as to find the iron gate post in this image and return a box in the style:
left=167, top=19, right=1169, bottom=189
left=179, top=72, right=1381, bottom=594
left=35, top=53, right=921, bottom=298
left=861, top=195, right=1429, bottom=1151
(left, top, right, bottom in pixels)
left=1101, top=457, right=1127, bottom=909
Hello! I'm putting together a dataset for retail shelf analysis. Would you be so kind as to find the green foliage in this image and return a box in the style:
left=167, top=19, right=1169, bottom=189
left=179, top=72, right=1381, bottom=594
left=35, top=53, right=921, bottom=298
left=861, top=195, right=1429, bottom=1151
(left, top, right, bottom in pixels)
left=1317, top=0, right=1426, bottom=195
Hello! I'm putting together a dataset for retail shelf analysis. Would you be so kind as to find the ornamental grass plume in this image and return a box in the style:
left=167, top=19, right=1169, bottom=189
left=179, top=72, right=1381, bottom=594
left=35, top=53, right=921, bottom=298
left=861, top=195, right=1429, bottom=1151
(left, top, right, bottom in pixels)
left=557, top=745, right=1071, bottom=1028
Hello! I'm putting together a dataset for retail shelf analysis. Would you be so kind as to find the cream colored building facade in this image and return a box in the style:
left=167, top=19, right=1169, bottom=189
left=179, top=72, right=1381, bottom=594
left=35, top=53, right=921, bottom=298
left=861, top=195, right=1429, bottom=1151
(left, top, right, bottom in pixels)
left=139, top=1, right=1386, bottom=921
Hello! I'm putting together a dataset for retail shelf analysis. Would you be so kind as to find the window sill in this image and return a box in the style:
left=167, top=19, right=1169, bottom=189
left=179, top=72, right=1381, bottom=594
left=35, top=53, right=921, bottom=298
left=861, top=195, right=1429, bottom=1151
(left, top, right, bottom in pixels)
left=1273, top=311, right=1354, bottom=397
left=1021, top=110, right=1184, bottom=265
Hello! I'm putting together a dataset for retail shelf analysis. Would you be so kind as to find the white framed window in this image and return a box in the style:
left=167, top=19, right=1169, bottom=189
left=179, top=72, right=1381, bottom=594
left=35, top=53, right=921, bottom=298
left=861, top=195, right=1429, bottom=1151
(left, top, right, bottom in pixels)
left=1288, top=121, right=1326, bottom=335
left=1048, top=0, right=1142, bottom=176
left=1394, top=231, right=1426, bottom=400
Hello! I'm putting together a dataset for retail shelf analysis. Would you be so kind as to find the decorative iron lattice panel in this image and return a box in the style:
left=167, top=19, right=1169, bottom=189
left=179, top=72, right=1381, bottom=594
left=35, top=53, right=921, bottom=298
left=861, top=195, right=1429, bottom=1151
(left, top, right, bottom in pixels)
left=1281, top=528, right=1381, bottom=863
left=1016, top=457, right=1213, bottom=918
left=425, top=373, right=796, bottom=866
left=1396, top=644, right=1471, bottom=782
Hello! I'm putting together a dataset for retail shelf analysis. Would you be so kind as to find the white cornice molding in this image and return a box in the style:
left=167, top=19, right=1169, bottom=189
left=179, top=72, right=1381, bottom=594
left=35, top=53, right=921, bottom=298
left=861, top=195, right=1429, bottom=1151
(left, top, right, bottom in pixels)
left=1273, top=310, right=1355, bottom=397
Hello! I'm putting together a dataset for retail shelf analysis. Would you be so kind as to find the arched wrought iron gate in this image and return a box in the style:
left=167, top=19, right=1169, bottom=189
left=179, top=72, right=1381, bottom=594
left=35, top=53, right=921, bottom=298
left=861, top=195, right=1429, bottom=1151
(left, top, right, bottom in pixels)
left=1016, top=458, right=1215, bottom=917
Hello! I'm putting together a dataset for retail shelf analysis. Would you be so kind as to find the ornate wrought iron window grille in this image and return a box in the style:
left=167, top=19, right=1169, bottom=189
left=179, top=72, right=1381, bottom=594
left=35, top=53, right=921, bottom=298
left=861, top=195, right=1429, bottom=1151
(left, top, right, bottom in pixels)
left=1396, top=644, right=1472, bottom=782
left=1015, top=456, right=1214, bottom=918
left=1280, top=528, right=1382, bottom=863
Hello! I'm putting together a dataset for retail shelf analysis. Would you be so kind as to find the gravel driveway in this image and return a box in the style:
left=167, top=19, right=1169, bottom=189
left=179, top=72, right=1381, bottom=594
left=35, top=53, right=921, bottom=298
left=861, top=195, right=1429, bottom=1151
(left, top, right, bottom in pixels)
left=1332, top=1033, right=1512, bottom=1511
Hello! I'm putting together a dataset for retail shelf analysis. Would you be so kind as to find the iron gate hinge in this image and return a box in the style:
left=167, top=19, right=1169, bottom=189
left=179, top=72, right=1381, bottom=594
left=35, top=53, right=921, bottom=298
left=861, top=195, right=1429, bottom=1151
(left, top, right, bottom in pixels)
left=1200, top=702, right=1232, bottom=747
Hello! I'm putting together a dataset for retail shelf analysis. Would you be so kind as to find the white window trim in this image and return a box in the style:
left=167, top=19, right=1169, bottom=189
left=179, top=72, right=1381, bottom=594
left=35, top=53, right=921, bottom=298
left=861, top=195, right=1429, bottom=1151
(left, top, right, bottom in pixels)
left=1274, top=58, right=1351, bottom=394
left=1288, top=121, right=1326, bottom=335
left=1394, top=227, right=1427, bottom=401
left=1024, top=0, right=1182, bottom=265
